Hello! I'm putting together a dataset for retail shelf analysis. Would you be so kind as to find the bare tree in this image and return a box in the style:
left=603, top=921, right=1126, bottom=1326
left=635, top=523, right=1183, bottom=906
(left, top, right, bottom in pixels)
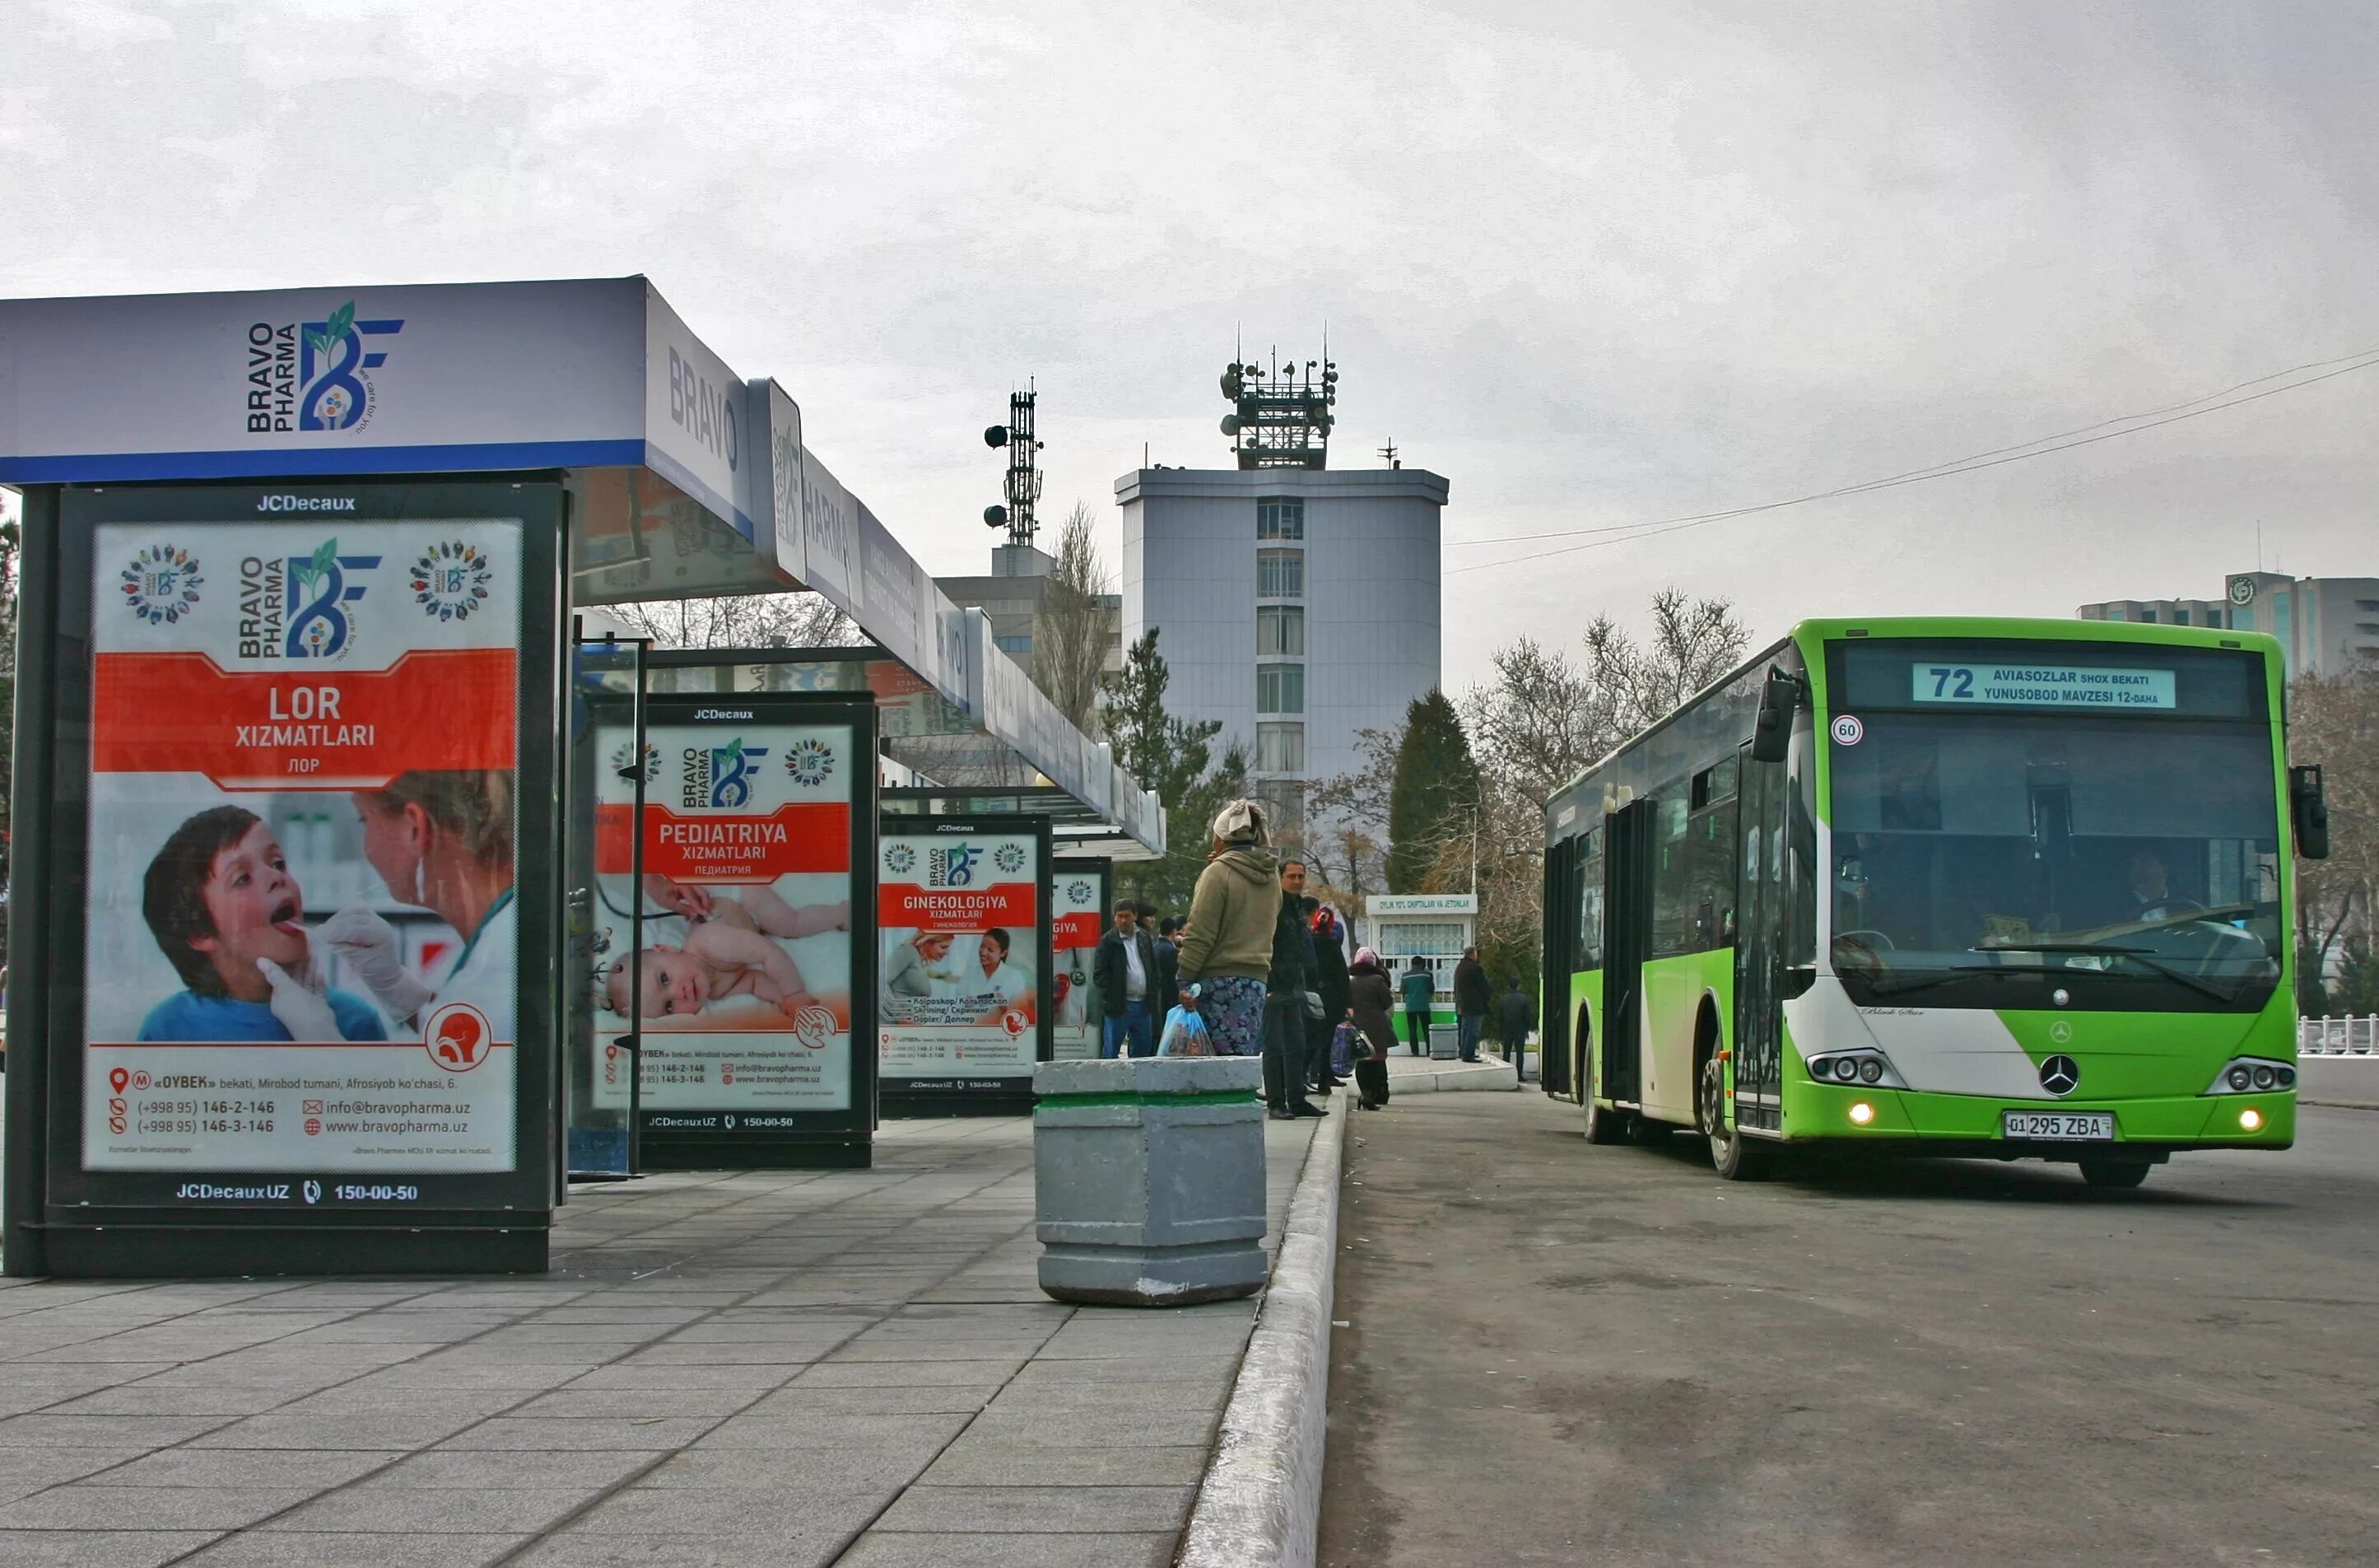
left=1305, top=721, right=1404, bottom=915
left=1585, top=588, right=1751, bottom=731
left=1031, top=502, right=1110, bottom=736
left=2290, top=661, right=2379, bottom=1008
left=606, top=590, right=857, bottom=650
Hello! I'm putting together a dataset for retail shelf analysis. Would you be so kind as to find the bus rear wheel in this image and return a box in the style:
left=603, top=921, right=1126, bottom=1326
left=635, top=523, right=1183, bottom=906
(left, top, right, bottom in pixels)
left=1584, top=1093, right=1632, bottom=1145
left=1702, top=1054, right=1772, bottom=1181
left=2079, top=1159, right=2151, bottom=1190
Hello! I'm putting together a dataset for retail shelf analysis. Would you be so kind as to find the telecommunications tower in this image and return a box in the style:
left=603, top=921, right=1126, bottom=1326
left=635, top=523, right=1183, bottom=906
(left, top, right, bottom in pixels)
left=982, top=384, right=1043, bottom=549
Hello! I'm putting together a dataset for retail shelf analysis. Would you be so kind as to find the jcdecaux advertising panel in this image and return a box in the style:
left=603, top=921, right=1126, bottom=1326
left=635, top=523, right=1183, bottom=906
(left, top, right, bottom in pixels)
left=878, top=817, right=1051, bottom=1110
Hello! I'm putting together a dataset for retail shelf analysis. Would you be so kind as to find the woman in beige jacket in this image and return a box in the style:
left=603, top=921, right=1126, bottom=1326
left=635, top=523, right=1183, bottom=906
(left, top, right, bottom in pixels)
left=1174, top=800, right=1279, bottom=1056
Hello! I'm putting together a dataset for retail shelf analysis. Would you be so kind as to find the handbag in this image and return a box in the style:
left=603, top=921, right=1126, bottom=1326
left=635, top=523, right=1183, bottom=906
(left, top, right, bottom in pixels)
left=1330, top=1021, right=1359, bottom=1077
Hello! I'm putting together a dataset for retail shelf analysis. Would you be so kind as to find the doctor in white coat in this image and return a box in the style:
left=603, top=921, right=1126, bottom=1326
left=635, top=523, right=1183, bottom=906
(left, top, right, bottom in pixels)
left=321, top=770, right=519, bottom=1041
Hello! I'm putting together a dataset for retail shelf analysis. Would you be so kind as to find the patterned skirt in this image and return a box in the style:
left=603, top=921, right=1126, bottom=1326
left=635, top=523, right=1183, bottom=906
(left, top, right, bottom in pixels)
left=1195, top=975, right=1269, bottom=1057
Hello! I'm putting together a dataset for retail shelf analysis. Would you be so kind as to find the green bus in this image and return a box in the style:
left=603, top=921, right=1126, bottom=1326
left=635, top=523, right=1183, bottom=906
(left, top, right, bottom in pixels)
left=1538, top=617, right=2330, bottom=1186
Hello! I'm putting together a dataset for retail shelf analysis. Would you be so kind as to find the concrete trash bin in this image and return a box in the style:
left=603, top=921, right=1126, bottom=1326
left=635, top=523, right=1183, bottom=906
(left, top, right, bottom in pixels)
left=1032, top=1056, right=1269, bottom=1307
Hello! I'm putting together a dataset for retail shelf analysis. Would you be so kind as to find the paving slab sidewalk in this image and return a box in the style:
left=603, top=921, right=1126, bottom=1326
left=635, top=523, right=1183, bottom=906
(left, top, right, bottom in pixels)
left=0, top=1111, right=1326, bottom=1568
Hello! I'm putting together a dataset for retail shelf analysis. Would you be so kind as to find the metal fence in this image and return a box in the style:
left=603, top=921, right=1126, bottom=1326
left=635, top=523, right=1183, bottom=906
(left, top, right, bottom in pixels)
left=2298, top=1016, right=2379, bottom=1055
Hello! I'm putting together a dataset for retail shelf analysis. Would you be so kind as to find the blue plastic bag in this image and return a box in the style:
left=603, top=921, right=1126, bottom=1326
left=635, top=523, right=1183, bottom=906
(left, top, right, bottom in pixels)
left=1157, top=1004, right=1213, bottom=1057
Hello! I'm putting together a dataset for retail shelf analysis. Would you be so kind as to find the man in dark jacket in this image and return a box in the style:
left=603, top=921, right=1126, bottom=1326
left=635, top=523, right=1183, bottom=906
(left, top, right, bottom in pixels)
left=1093, top=902, right=1158, bottom=1058
left=1497, top=979, right=1534, bottom=1058
left=1265, top=861, right=1322, bottom=1119
left=1453, top=946, right=1492, bottom=1063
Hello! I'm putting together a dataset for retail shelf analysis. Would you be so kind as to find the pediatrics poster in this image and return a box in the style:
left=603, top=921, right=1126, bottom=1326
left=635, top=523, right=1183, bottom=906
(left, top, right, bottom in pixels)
left=591, top=710, right=856, bottom=1119
left=83, top=517, right=522, bottom=1175
left=1049, top=863, right=1107, bottom=1060
left=878, top=827, right=1043, bottom=1086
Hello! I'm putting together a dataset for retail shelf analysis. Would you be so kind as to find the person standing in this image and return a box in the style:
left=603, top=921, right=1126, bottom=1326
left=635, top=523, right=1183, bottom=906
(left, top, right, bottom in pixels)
left=1497, top=978, right=1535, bottom=1060
left=1093, top=901, right=1158, bottom=1059
left=1264, top=859, right=1324, bottom=1119
left=1453, top=945, right=1492, bottom=1063
left=1152, top=913, right=1183, bottom=1017
left=1176, top=801, right=1280, bottom=1059
left=1346, top=946, right=1399, bottom=1110
left=1399, top=956, right=1435, bottom=1054
left=1309, top=905, right=1352, bottom=1093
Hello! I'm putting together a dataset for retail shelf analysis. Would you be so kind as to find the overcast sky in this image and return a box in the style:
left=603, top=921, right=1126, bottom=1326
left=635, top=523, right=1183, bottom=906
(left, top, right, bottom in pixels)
left=6, top=0, right=2376, bottom=690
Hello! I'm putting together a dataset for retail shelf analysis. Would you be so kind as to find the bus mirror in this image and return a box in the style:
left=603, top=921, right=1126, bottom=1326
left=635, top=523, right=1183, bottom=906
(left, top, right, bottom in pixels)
left=1751, top=669, right=1799, bottom=764
left=2290, top=765, right=2330, bottom=860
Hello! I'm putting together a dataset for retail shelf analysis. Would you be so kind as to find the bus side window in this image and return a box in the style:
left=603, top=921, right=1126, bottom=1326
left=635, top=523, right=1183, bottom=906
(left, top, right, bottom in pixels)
left=1784, top=735, right=1818, bottom=979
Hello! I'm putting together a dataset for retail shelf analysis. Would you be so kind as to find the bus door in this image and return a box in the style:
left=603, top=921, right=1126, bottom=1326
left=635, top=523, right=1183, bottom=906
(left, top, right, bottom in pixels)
left=1732, top=742, right=1785, bottom=1131
left=1600, top=798, right=1657, bottom=1106
left=1541, top=832, right=1574, bottom=1097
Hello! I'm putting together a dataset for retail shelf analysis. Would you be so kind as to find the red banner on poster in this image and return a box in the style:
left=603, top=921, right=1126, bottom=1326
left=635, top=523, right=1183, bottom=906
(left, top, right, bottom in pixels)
left=91, top=649, right=516, bottom=787
left=596, top=802, right=853, bottom=881
left=878, top=882, right=1037, bottom=928
left=1054, top=911, right=1102, bottom=949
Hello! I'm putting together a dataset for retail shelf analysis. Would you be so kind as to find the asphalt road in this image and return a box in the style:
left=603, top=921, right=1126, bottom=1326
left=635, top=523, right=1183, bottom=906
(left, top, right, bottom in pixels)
left=1318, top=1094, right=2379, bottom=1568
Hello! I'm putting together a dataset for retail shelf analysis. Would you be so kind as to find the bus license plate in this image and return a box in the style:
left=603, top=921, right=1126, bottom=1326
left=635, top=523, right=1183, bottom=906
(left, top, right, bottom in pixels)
left=2003, top=1110, right=2115, bottom=1142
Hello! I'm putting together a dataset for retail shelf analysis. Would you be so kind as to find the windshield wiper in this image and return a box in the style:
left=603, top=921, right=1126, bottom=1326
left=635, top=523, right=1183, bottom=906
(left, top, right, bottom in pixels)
left=1861, top=961, right=2070, bottom=999
left=1974, top=942, right=2242, bottom=1004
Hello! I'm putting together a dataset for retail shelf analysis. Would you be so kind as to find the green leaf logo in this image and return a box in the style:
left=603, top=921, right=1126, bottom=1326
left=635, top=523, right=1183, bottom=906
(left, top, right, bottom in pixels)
left=293, top=537, right=338, bottom=593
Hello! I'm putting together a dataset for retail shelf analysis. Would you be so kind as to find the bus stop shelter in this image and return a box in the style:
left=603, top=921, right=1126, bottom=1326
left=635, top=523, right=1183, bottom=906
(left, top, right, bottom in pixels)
left=0, top=276, right=1163, bottom=1277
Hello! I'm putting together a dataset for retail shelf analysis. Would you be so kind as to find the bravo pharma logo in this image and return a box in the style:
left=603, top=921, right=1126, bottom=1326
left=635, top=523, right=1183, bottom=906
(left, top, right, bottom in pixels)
left=120, top=543, right=203, bottom=625
left=241, top=300, right=404, bottom=435
left=929, top=844, right=980, bottom=887
left=411, top=542, right=494, bottom=623
left=782, top=737, right=836, bottom=789
left=681, top=737, right=770, bottom=809
left=237, top=538, right=380, bottom=661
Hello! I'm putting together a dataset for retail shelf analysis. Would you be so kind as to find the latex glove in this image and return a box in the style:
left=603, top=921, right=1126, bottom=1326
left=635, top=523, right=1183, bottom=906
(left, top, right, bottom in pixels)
left=258, top=956, right=342, bottom=1040
left=319, top=905, right=435, bottom=1022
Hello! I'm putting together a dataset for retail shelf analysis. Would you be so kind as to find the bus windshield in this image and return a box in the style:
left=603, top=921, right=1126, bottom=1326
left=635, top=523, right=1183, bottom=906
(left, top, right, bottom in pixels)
left=1827, top=710, right=2281, bottom=1010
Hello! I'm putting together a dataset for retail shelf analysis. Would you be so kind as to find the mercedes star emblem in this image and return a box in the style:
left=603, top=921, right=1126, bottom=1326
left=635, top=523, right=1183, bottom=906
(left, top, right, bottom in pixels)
left=2039, top=1054, right=2080, bottom=1096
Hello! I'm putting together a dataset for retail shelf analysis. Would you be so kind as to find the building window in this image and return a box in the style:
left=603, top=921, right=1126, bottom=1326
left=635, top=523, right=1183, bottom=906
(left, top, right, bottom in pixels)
left=1256, top=605, right=1306, bottom=656
left=1257, top=547, right=1304, bottom=598
left=1256, top=663, right=1304, bottom=714
left=994, top=634, right=1032, bottom=654
left=1257, top=497, right=1306, bottom=540
left=1256, top=721, right=1305, bottom=773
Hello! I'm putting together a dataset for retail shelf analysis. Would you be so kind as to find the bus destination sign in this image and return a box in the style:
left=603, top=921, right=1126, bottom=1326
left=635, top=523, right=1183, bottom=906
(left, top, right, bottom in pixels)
left=1910, top=663, right=2176, bottom=710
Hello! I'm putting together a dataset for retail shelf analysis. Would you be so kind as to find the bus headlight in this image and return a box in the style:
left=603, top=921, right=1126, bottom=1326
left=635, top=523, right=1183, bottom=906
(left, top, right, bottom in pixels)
left=2239, top=1107, right=2264, bottom=1131
left=1806, top=1050, right=1903, bottom=1089
left=1849, top=1101, right=1876, bottom=1125
left=2204, top=1057, right=2294, bottom=1097
left=1858, top=1059, right=1883, bottom=1084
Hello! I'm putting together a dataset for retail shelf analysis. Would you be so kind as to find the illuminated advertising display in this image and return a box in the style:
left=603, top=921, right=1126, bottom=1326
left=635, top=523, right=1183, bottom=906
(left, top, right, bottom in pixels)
left=1049, top=859, right=1110, bottom=1060
left=22, top=482, right=562, bottom=1273
left=877, top=817, right=1051, bottom=1109
left=589, top=693, right=874, bottom=1160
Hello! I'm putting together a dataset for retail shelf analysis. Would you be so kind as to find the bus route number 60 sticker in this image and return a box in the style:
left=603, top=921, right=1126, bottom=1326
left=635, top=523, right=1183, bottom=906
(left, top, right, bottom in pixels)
left=1831, top=714, right=1864, bottom=746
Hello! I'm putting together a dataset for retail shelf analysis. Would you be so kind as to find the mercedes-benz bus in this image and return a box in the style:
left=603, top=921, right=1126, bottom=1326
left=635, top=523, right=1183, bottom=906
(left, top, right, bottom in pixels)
left=1539, top=617, right=2330, bottom=1186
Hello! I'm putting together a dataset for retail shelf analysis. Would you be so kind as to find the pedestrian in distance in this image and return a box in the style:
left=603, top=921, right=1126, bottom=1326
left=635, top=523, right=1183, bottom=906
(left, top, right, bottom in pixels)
left=1310, top=904, right=1352, bottom=1093
left=1093, top=900, right=1159, bottom=1058
left=1176, top=800, right=1281, bottom=1060
left=1497, top=977, right=1534, bottom=1059
left=1454, top=945, right=1491, bottom=1063
left=1347, top=946, right=1399, bottom=1110
left=1264, top=857, right=1325, bottom=1119
left=1399, top=956, right=1435, bottom=1054
left=1152, top=912, right=1182, bottom=1015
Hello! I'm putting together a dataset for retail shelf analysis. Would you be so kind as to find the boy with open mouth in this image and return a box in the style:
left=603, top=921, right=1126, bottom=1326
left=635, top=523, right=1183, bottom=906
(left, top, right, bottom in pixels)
left=137, top=805, right=389, bottom=1043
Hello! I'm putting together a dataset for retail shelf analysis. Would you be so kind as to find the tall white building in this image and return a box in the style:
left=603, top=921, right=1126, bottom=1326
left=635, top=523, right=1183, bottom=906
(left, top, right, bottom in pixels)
left=1117, top=465, right=1448, bottom=837
left=2079, top=570, right=2379, bottom=677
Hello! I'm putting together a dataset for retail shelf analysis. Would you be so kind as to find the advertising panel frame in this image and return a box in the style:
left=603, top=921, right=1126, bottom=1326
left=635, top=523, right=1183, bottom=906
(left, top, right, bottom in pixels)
left=1049, top=857, right=1112, bottom=1061
left=7, top=478, right=565, bottom=1277
left=877, top=814, right=1053, bottom=1117
left=589, top=691, right=878, bottom=1169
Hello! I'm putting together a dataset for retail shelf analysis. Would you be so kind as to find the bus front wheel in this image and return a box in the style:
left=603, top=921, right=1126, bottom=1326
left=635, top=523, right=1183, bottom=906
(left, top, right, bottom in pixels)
left=1702, top=1054, right=1773, bottom=1181
left=2079, top=1159, right=2151, bottom=1190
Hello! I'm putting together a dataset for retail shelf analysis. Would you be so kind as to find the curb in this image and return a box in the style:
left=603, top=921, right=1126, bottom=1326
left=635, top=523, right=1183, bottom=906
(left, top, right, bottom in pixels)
left=1179, top=1099, right=1348, bottom=1568
left=1388, top=1060, right=1523, bottom=1095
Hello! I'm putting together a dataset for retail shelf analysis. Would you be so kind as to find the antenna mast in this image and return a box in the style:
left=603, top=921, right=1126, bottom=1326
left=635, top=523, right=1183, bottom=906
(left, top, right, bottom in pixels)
left=981, top=382, right=1044, bottom=549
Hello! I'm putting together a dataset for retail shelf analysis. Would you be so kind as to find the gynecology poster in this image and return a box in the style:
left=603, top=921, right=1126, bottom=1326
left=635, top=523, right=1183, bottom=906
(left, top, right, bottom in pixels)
left=83, top=516, right=522, bottom=1175
left=878, top=828, right=1043, bottom=1088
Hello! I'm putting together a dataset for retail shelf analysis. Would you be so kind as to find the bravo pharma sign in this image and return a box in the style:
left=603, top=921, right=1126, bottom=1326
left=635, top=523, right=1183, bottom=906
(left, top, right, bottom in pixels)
left=241, top=300, right=404, bottom=435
